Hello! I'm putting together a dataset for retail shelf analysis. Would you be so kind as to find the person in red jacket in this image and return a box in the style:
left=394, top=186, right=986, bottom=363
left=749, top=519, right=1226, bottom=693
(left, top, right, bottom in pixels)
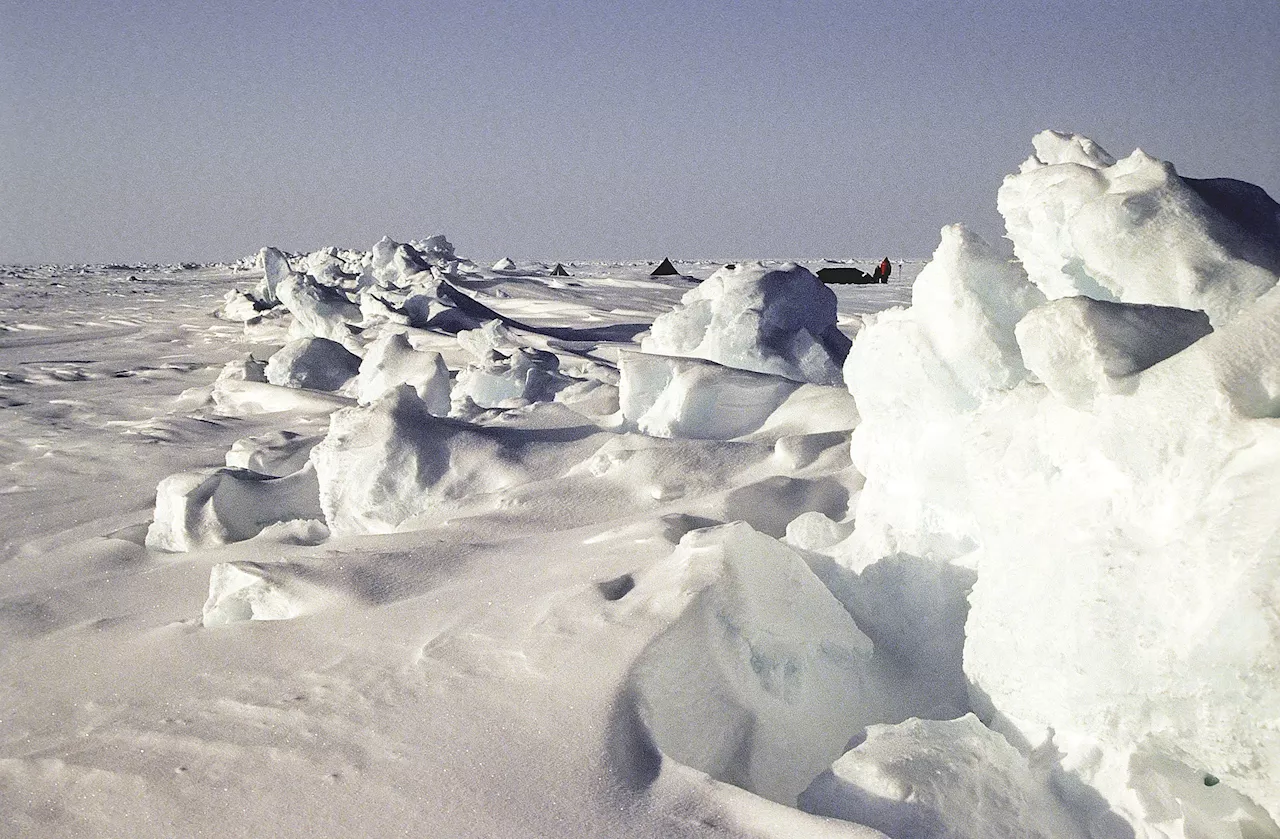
left=873, top=257, right=892, bottom=283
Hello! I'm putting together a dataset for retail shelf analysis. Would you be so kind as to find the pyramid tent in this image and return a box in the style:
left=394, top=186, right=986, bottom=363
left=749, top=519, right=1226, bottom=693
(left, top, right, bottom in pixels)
left=650, top=257, right=680, bottom=276
left=491, top=257, right=517, bottom=271
left=550, top=263, right=571, bottom=277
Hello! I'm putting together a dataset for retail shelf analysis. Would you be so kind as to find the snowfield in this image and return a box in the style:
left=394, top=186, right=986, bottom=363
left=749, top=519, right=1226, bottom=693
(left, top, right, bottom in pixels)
left=2, top=131, right=1278, bottom=839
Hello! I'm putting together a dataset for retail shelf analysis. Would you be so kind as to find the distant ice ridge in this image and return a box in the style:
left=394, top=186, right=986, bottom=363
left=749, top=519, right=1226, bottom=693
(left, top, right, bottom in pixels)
left=834, top=130, right=1280, bottom=834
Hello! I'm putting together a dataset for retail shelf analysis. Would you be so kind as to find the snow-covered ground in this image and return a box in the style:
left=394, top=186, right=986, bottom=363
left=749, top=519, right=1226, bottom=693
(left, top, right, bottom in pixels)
left=2, top=131, right=1278, bottom=839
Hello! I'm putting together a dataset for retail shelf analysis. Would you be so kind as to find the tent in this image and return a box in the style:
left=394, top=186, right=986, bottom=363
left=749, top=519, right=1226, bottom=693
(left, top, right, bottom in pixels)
left=550, top=263, right=571, bottom=277
left=650, top=257, right=680, bottom=276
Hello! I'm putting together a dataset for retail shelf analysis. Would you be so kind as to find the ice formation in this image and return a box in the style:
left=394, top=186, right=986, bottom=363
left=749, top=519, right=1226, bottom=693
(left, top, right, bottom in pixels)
left=838, top=131, right=1280, bottom=831
left=641, top=261, right=852, bottom=385
left=618, top=351, right=800, bottom=439
left=202, top=562, right=311, bottom=626
left=310, top=387, right=535, bottom=535
left=1015, top=296, right=1212, bottom=407
left=145, top=464, right=324, bottom=552
left=453, top=346, right=571, bottom=410
left=355, top=331, right=451, bottom=411
left=225, top=430, right=321, bottom=477
left=265, top=337, right=362, bottom=394
left=623, top=522, right=887, bottom=805
left=799, top=714, right=1087, bottom=839
left=999, top=129, right=1280, bottom=326
left=114, top=131, right=1280, bottom=835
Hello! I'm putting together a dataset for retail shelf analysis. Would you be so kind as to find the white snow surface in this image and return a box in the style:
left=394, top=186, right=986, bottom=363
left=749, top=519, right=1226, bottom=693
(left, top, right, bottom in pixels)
left=4, top=130, right=1279, bottom=839
left=1, top=254, right=909, bottom=839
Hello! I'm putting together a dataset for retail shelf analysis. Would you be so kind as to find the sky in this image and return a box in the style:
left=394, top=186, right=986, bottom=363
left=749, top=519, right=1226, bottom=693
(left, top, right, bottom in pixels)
left=2, top=0, right=1277, bottom=264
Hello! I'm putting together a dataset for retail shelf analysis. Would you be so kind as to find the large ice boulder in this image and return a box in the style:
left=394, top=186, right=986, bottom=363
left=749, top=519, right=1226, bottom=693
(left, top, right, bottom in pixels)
left=840, top=132, right=1280, bottom=830
left=264, top=337, right=361, bottom=394
left=622, top=522, right=890, bottom=805
left=641, top=261, right=852, bottom=385
left=841, top=224, right=1044, bottom=565
left=276, top=272, right=364, bottom=347
left=798, top=714, right=1087, bottom=839
left=145, top=465, right=324, bottom=552
left=962, top=284, right=1280, bottom=826
left=999, top=130, right=1280, bottom=326
left=1015, top=296, right=1212, bottom=408
left=310, top=387, right=534, bottom=535
left=355, top=331, right=451, bottom=411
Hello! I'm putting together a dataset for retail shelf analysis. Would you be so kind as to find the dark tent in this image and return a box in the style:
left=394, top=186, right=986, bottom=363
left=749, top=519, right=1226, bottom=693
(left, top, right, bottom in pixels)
left=650, top=257, right=680, bottom=276
left=550, top=263, right=571, bottom=277
left=817, top=266, right=877, bottom=285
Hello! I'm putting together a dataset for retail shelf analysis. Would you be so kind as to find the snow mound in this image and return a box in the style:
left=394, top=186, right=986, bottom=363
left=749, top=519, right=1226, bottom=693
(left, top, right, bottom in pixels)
left=619, top=351, right=800, bottom=439
left=146, top=465, right=324, bottom=552
left=999, top=129, right=1280, bottom=326
left=641, top=261, right=852, bottom=385
left=264, top=337, right=361, bottom=394
left=211, top=378, right=355, bottom=416
left=1015, top=296, right=1212, bottom=407
left=491, top=257, right=517, bottom=271
left=453, top=347, right=570, bottom=410
left=623, top=522, right=889, bottom=806
left=225, top=430, right=321, bottom=477
left=798, top=714, right=1086, bottom=839
left=202, top=561, right=315, bottom=627
left=355, top=331, right=451, bottom=411
left=310, top=387, right=533, bottom=536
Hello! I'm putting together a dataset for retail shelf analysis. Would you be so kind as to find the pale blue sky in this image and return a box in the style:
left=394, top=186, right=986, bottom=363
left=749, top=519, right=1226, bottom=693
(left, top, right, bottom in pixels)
left=2, top=0, right=1277, bottom=263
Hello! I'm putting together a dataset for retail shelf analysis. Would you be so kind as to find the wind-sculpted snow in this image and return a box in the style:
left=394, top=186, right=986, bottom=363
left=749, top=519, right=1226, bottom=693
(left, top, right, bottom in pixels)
left=799, top=715, right=1088, bottom=839
left=146, top=463, right=325, bottom=552
left=642, top=261, right=852, bottom=385
left=311, top=387, right=532, bottom=535
left=1000, top=130, right=1280, bottom=326
left=355, top=331, right=451, bottom=410
left=622, top=522, right=889, bottom=806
